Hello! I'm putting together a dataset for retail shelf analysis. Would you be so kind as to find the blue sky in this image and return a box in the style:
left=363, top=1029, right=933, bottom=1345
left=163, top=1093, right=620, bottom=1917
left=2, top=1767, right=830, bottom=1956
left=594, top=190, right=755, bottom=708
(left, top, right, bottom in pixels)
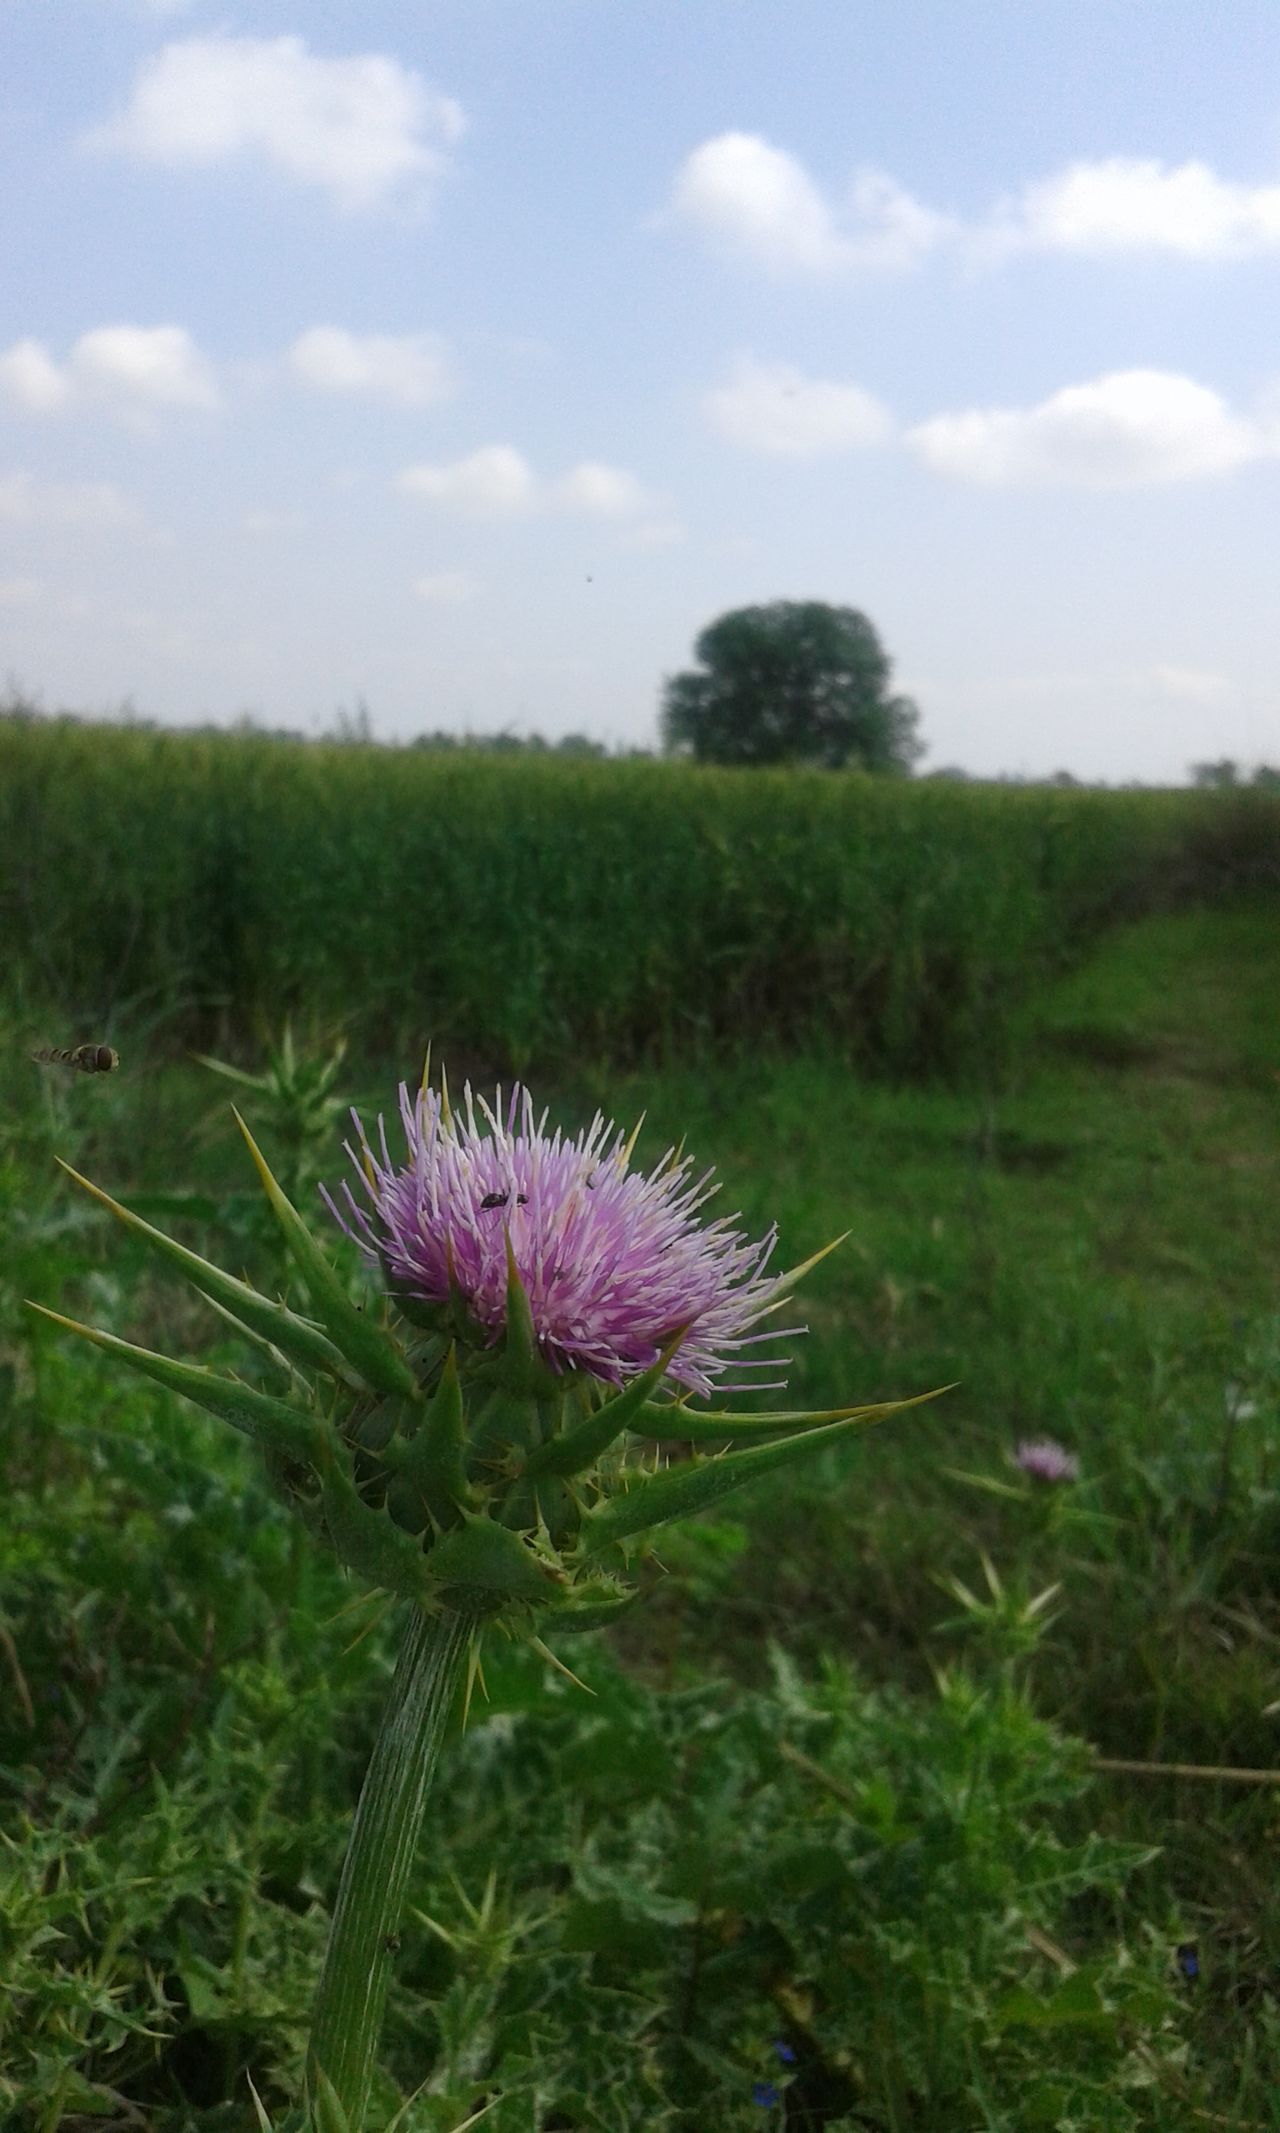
left=4, top=0, right=1280, bottom=779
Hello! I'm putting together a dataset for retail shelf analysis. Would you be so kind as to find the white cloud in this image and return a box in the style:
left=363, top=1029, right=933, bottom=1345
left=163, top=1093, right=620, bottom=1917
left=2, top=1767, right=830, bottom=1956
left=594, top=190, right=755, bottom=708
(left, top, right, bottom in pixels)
left=668, top=132, right=949, bottom=273
left=907, top=369, right=1267, bottom=487
left=0, top=472, right=143, bottom=528
left=670, top=132, right=845, bottom=272
left=553, top=462, right=651, bottom=515
left=1148, top=663, right=1233, bottom=703
left=985, top=156, right=1280, bottom=260
left=398, top=449, right=653, bottom=519
left=73, top=324, right=219, bottom=410
left=414, top=570, right=475, bottom=603
left=671, top=136, right=1280, bottom=275
left=705, top=355, right=892, bottom=456
left=397, top=445, right=536, bottom=516
left=0, top=325, right=219, bottom=419
left=288, top=327, right=453, bottom=406
left=88, top=34, right=464, bottom=213
left=0, top=340, right=71, bottom=413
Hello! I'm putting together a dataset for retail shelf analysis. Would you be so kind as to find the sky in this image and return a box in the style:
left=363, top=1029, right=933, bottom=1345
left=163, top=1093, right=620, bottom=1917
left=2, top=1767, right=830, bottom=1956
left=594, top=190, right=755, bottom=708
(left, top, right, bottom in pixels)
left=4, top=0, right=1280, bottom=781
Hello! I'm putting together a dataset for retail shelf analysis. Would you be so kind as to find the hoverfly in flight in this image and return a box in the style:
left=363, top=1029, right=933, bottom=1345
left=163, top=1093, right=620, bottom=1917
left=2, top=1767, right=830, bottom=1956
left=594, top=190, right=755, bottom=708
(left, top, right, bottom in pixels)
left=32, top=1043, right=120, bottom=1075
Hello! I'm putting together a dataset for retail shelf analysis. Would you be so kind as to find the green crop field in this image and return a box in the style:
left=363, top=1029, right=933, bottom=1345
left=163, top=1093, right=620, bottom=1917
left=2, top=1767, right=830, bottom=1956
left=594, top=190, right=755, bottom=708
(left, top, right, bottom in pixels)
left=3, top=718, right=1279, bottom=2130
left=6, top=712, right=1276, bottom=1079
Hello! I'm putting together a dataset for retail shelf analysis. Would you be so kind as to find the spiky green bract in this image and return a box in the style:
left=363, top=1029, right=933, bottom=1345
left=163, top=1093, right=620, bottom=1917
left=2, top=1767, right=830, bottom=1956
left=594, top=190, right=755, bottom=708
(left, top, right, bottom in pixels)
left=54, top=1161, right=350, bottom=1384
left=381, top=1344, right=474, bottom=1532
left=312, top=1436, right=447, bottom=1602
left=523, top=1331, right=689, bottom=1479
left=500, top=1227, right=544, bottom=1392
left=426, top=1514, right=566, bottom=1613
left=306, top=2068, right=353, bottom=2133
left=26, top=1305, right=322, bottom=1462
left=234, top=1109, right=418, bottom=1403
left=577, top=1389, right=948, bottom=1557
left=544, top=1575, right=636, bottom=1633
left=244, top=2072, right=278, bottom=2132
left=630, top=1385, right=955, bottom=1446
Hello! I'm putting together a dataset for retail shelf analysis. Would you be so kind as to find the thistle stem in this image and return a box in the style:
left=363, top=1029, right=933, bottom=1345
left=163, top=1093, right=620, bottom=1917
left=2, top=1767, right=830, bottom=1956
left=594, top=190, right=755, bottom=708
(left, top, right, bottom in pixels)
left=306, top=1602, right=474, bottom=2128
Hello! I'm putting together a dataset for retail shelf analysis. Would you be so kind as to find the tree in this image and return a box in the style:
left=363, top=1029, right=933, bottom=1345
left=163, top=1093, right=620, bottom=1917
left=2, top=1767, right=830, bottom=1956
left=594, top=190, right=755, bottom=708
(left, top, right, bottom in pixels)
left=661, top=601, right=923, bottom=772
left=1190, top=758, right=1240, bottom=789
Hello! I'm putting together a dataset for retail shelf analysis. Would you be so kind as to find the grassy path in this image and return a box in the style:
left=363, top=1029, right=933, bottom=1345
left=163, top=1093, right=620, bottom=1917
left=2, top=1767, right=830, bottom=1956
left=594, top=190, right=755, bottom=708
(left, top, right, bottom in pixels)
left=602, top=901, right=1280, bottom=2119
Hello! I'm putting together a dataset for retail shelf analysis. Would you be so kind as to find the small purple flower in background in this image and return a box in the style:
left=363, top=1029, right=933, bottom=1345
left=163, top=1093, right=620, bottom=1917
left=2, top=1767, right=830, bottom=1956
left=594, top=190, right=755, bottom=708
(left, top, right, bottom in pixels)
left=772, top=2039, right=797, bottom=2064
left=752, top=2080, right=781, bottom=2108
left=324, top=1081, right=802, bottom=1398
left=1014, top=1436, right=1080, bottom=1484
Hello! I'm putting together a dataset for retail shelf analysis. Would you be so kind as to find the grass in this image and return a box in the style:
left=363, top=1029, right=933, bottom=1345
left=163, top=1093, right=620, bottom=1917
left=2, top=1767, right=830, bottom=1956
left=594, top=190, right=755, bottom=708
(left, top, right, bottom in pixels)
left=2, top=898, right=1279, bottom=2127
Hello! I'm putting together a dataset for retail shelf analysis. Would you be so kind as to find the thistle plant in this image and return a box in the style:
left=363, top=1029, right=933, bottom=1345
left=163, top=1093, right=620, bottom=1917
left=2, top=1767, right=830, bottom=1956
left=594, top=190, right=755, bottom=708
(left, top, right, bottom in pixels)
left=1014, top=1436, right=1080, bottom=1484
left=31, top=1068, right=937, bottom=2131
left=195, top=1022, right=350, bottom=1283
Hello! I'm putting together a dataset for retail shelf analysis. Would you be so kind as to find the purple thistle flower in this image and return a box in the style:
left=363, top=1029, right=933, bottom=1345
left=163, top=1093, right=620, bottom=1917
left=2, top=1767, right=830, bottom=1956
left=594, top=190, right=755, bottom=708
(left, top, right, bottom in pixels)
left=323, top=1081, right=803, bottom=1399
left=1014, top=1436, right=1079, bottom=1484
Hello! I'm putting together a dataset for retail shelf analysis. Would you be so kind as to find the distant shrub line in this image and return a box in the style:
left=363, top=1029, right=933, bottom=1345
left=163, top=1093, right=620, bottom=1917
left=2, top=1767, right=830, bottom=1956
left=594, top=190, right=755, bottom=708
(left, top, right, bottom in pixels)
left=4, top=715, right=1276, bottom=1077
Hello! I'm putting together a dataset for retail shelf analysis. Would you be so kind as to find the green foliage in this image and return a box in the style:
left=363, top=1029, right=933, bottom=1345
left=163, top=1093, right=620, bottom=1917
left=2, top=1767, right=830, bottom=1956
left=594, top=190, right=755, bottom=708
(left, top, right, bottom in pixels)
left=6, top=710, right=1276, bottom=1081
left=0, top=1404, right=348, bottom=2131
left=0, top=1391, right=1183, bottom=2129
left=399, top=1642, right=1180, bottom=2132
left=661, top=601, right=923, bottom=773
left=4, top=902, right=1280, bottom=2127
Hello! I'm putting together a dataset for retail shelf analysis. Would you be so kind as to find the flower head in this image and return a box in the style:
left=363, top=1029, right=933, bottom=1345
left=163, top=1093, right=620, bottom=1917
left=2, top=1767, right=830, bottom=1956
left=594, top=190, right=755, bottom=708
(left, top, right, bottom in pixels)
left=323, top=1081, right=801, bottom=1399
left=1014, top=1436, right=1079, bottom=1484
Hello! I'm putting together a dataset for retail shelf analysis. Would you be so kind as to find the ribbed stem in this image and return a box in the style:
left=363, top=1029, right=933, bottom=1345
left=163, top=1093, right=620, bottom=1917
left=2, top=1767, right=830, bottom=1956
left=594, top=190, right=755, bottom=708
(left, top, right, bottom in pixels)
left=306, top=1603, right=474, bottom=2128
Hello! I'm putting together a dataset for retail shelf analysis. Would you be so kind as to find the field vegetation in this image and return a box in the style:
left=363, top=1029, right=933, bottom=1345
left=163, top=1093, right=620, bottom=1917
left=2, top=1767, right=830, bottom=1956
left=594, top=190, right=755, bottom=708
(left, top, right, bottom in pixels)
left=5, top=709, right=1276, bottom=1078
left=2, top=712, right=1279, bottom=2129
